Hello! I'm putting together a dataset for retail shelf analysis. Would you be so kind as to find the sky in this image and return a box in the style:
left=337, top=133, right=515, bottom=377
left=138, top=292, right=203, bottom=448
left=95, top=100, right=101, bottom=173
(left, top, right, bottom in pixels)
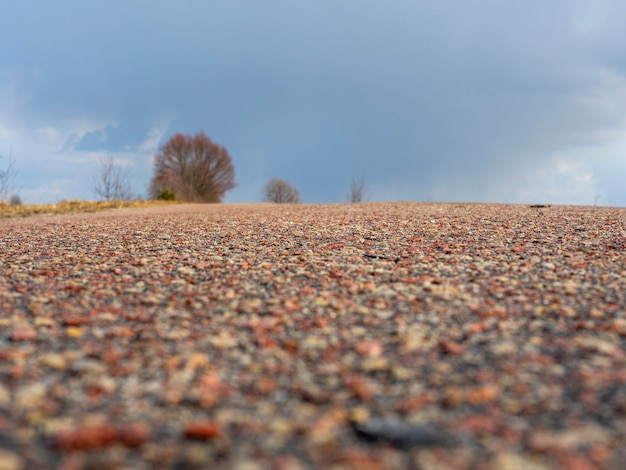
left=1, top=1, right=625, bottom=206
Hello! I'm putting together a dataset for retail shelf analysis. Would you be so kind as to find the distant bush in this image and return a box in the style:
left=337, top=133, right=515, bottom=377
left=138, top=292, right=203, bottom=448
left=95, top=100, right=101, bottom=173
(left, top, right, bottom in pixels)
left=157, top=189, right=176, bottom=201
left=348, top=177, right=368, bottom=203
left=263, top=178, right=301, bottom=204
left=8, top=194, right=22, bottom=206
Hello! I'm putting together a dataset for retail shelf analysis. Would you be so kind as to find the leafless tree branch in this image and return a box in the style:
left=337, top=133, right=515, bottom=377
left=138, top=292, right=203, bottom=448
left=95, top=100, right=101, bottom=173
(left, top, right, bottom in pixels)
left=348, top=177, right=368, bottom=203
left=0, top=154, right=17, bottom=201
left=92, top=155, right=134, bottom=201
left=263, top=178, right=301, bottom=203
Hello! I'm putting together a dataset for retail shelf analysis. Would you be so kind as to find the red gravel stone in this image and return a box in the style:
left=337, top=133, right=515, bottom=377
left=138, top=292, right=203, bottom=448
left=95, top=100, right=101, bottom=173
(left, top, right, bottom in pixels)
left=117, top=423, right=151, bottom=448
left=9, top=328, right=37, bottom=342
left=184, top=421, right=221, bottom=440
left=439, top=339, right=466, bottom=355
left=52, top=425, right=118, bottom=451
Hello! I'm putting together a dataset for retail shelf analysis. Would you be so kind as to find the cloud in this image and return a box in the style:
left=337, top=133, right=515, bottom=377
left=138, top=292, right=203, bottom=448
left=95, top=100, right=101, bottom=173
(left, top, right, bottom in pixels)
left=73, top=121, right=164, bottom=153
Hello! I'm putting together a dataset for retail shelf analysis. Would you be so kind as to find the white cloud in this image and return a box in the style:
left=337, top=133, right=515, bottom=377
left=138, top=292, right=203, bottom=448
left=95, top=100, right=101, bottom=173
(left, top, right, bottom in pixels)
left=0, top=113, right=161, bottom=202
left=138, top=122, right=171, bottom=153
left=19, top=181, right=66, bottom=204
left=0, top=64, right=168, bottom=202
left=35, top=126, right=63, bottom=142
left=570, top=1, right=608, bottom=36
left=513, top=157, right=599, bottom=205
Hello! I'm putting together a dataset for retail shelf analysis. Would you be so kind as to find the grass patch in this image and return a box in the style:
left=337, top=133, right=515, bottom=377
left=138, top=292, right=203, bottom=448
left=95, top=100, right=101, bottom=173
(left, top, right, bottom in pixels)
left=0, top=199, right=174, bottom=219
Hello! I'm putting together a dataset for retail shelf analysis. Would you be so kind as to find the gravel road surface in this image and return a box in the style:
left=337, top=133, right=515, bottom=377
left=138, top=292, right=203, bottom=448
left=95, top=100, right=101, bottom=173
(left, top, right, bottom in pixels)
left=1, top=202, right=625, bottom=469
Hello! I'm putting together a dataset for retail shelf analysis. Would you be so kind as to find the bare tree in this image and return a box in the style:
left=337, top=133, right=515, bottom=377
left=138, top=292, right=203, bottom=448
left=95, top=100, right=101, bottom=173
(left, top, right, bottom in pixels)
left=92, top=155, right=134, bottom=201
left=348, top=177, right=368, bottom=203
left=0, top=154, right=17, bottom=201
left=150, top=131, right=235, bottom=203
left=263, top=178, right=301, bottom=203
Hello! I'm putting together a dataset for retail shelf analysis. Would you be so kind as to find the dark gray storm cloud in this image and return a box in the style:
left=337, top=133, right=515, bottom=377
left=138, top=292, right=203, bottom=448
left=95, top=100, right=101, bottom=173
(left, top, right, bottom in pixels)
left=1, top=1, right=625, bottom=204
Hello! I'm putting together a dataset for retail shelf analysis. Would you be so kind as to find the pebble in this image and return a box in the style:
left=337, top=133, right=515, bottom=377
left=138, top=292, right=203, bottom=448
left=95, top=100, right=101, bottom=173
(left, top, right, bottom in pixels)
left=0, top=385, right=10, bottom=405
left=492, top=453, right=549, bottom=470
left=37, top=353, right=67, bottom=370
left=15, top=383, right=47, bottom=409
left=184, top=421, right=221, bottom=440
left=9, top=328, right=37, bottom=342
left=354, top=419, right=452, bottom=449
left=51, top=424, right=118, bottom=450
left=0, top=450, right=22, bottom=470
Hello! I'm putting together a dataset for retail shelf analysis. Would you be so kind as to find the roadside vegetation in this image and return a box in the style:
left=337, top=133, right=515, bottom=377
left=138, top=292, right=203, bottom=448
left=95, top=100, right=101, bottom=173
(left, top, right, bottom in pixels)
left=2, top=131, right=377, bottom=218
left=0, top=199, right=171, bottom=219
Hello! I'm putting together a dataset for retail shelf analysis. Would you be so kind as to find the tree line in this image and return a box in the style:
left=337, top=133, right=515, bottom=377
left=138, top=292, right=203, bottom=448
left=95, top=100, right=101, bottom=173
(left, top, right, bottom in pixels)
left=3, top=131, right=368, bottom=205
left=94, top=131, right=369, bottom=204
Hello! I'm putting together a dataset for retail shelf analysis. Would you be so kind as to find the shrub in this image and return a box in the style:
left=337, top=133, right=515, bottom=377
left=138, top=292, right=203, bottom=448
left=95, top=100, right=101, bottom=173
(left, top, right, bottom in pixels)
left=158, top=189, right=176, bottom=201
left=8, top=194, right=23, bottom=206
left=263, top=178, right=301, bottom=204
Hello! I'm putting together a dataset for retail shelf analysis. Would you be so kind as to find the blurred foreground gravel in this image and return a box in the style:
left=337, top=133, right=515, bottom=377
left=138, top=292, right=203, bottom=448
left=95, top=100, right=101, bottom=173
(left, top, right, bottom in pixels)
left=1, top=202, right=625, bottom=469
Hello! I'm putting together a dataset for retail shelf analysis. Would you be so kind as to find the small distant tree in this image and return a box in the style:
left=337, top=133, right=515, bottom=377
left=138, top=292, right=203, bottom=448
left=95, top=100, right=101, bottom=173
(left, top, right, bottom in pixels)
left=149, top=131, right=235, bottom=203
left=8, top=194, right=23, bottom=206
left=263, top=178, right=301, bottom=203
left=348, top=177, right=368, bottom=203
left=92, top=155, right=134, bottom=201
left=0, top=154, right=17, bottom=201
